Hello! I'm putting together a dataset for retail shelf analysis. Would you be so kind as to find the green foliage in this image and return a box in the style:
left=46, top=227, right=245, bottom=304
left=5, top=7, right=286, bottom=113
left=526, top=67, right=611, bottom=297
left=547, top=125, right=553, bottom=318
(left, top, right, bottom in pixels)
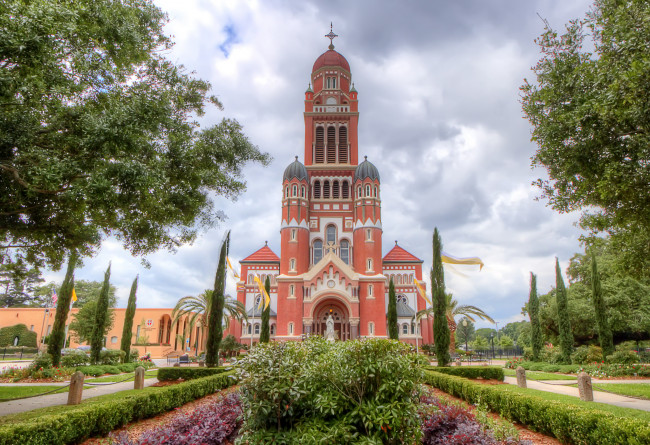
left=455, top=317, right=475, bottom=346
left=528, top=273, right=543, bottom=361
left=431, top=228, right=450, bottom=366
left=157, top=367, right=229, bottom=381
left=99, top=349, right=126, bottom=365
left=0, top=0, right=270, bottom=271
left=90, top=264, right=111, bottom=364
left=47, top=252, right=77, bottom=367
left=423, top=370, right=650, bottom=445
left=470, top=336, right=489, bottom=351
left=30, top=353, right=52, bottom=371
left=591, top=253, right=614, bottom=357
left=0, top=263, right=44, bottom=307
left=61, top=350, right=89, bottom=368
left=206, top=231, right=228, bottom=367
left=571, top=345, right=604, bottom=365
left=521, top=0, right=650, bottom=278
left=387, top=277, right=398, bottom=340
left=426, top=365, right=504, bottom=380
left=499, top=335, right=514, bottom=349
left=120, top=276, right=138, bottom=363
left=0, top=371, right=237, bottom=444
left=237, top=337, right=424, bottom=444
left=69, top=290, right=117, bottom=344
left=474, top=328, right=497, bottom=340
left=605, top=350, right=637, bottom=365
left=555, top=259, right=573, bottom=363
left=220, top=334, right=243, bottom=357
left=259, top=277, right=270, bottom=343
left=0, top=324, right=36, bottom=347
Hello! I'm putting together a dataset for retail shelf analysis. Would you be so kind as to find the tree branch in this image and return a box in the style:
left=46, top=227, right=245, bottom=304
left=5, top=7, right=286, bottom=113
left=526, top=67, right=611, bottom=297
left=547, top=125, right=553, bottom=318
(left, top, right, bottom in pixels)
left=0, top=164, right=85, bottom=195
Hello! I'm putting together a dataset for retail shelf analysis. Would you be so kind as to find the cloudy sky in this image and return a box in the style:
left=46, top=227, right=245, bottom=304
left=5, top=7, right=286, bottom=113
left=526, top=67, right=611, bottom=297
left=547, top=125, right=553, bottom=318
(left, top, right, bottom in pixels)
left=45, top=0, right=595, bottom=330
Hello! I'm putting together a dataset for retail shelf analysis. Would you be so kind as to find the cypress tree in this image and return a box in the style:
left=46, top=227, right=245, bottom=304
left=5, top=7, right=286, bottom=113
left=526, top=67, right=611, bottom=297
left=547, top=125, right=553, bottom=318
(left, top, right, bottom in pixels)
left=48, top=252, right=77, bottom=367
left=555, top=258, right=573, bottom=364
left=259, top=276, right=271, bottom=343
left=591, top=253, right=614, bottom=358
left=528, top=272, right=543, bottom=362
left=120, top=275, right=138, bottom=363
left=206, top=231, right=229, bottom=367
left=387, top=277, right=398, bottom=340
left=432, top=228, right=451, bottom=366
left=90, top=263, right=111, bottom=364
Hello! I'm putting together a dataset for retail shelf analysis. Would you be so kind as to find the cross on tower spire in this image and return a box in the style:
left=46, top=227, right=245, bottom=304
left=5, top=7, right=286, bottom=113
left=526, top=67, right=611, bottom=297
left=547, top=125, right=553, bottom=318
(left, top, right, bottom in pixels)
left=325, top=23, right=338, bottom=50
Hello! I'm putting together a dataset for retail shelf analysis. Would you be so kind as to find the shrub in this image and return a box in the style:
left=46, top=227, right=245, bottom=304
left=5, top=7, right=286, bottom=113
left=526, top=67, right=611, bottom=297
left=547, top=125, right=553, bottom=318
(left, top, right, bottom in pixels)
left=76, top=365, right=106, bottom=377
left=0, top=371, right=237, bottom=445
left=102, top=365, right=121, bottom=375
left=30, top=353, right=52, bottom=371
left=61, top=350, right=89, bottom=368
left=128, top=349, right=139, bottom=362
left=157, top=367, right=229, bottom=381
left=237, top=337, right=425, bottom=444
left=540, top=345, right=564, bottom=364
left=423, top=370, right=650, bottom=444
left=606, top=350, right=637, bottom=365
left=117, top=363, right=137, bottom=373
left=541, top=364, right=560, bottom=373
left=100, top=349, right=126, bottom=365
left=111, top=391, right=242, bottom=444
left=426, top=366, right=504, bottom=381
left=571, top=345, right=603, bottom=364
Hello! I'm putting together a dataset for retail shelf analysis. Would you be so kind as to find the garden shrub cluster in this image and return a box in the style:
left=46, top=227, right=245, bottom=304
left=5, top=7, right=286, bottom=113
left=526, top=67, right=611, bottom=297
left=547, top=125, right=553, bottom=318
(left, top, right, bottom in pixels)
left=100, top=349, right=126, bottom=365
left=61, top=350, right=89, bottom=368
left=76, top=361, right=154, bottom=377
left=236, top=337, right=425, bottom=444
left=111, top=391, right=242, bottom=444
left=157, top=366, right=229, bottom=381
left=426, top=366, right=504, bottom=381
left=0, top=371, right=237, bottom=445
left=423, top=370, right=650, bottom=445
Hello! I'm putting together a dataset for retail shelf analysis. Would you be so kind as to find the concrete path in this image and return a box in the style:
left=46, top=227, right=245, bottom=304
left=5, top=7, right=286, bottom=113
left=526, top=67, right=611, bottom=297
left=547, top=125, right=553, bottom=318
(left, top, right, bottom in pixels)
left=503, top=376, right=650, bottom=412
left=0, top=377, right=159, bottom=417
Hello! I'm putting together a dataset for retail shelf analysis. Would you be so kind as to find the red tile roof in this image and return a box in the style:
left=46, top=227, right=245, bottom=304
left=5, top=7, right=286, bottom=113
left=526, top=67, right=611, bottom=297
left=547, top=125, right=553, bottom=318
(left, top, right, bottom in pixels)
left=383, top=244, right=422, bottom=263
left=241, top=245, right=280, bottom=263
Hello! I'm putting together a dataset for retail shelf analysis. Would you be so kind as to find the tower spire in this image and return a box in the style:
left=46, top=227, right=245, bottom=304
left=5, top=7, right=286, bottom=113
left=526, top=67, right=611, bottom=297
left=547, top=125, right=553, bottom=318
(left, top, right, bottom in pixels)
left=325, top=22, right=338, bottom=50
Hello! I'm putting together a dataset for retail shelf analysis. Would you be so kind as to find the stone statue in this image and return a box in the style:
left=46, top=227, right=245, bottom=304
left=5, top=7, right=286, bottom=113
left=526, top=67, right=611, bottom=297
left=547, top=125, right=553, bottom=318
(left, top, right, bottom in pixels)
left=325, top=314, right=336, bottom=341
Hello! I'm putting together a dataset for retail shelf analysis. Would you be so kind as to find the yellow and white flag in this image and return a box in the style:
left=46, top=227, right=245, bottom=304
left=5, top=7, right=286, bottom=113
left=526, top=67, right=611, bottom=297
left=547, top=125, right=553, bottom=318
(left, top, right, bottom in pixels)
left=441, top=251, right=484, bottom=270
left=413, top=279, right=433, bottom=307
left=227, top=257, right=240, bottom=279
left=253, top=275, right=270, bottom=310
left=71, top=288, right=78, bottom=302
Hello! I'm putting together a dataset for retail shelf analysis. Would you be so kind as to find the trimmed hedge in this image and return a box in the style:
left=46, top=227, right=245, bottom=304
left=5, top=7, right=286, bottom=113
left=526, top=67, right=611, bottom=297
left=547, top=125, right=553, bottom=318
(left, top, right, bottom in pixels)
left=0, top=324, right=37, bottom=348
left=427, top=366, right=504, bottom=381
left=157, top=366, right=230, bottom=382
left=423, top=370, right=650, bottom=445
left=0, top=371, right=237, bottom=445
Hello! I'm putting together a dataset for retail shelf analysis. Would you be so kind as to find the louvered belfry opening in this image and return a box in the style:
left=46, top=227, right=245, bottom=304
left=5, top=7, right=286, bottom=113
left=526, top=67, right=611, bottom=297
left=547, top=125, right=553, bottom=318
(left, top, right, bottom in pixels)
left=315, top=126, right=325, bottom=164
left=338, top=126, right=348, bottom=163
left=342, top=180, right=349, bottom=199
left=313, top=180, right=321, bottom=199
left=332, top=180, right=340, bottom=199
left=326, top=126, right=336, bottom=163
left=323, top=180, right=331, bottom=198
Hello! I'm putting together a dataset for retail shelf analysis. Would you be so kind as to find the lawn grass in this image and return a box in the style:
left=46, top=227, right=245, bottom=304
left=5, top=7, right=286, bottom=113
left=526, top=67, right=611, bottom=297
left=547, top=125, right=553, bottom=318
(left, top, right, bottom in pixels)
left=567, top=382, right=650, bottom=400
left=84, top=370, right=157, bottom=383
left=502, top=368, right=577, bottom=381
left=0, top=386, right=68, bottom=402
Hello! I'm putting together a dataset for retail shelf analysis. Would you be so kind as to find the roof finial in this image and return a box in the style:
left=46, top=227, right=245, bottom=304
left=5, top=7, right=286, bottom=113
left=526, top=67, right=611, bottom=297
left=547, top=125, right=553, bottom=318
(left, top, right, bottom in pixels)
left=364, top=155, right=368, bottom=160
left=295, top=155, right=299, bottom=161
left=325, top=22, right=338, bottom=50
left=395, top=240, right=398, bottom=245
left=265, top=240, right=268, bottom=246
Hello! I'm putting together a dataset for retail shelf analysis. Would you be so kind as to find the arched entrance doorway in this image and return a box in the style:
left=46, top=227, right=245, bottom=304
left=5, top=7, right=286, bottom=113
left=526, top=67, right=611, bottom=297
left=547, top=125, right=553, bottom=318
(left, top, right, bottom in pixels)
left=312, top=300, right=351, bottom=341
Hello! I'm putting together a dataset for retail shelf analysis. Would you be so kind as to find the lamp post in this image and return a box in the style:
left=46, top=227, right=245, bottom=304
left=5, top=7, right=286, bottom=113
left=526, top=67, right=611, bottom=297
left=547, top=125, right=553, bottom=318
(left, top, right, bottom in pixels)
left=462, top=318, right=468, bottom=362
left=490, top=333, right=495, bottom=360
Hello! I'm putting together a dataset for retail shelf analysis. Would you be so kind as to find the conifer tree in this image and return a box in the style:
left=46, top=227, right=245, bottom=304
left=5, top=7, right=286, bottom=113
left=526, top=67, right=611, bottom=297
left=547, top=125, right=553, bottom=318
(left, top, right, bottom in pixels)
left=48, top=252, right=77, bottom=367
left=120, top=275, right=138, bottom=363
left=206, top=231, right=229, bottom=367
left=591, top=253, right=614, bottom=358
left=528, top=272, right=543, bottom=362
left=387, top=277, right=398, bottom=340
left=555, top=258, right=573, bottom=364
left=432, top=228, right=450, bottom=366
left=259, top=277, right=271, bottom=343
left=90, top=264, right=111, bottom=364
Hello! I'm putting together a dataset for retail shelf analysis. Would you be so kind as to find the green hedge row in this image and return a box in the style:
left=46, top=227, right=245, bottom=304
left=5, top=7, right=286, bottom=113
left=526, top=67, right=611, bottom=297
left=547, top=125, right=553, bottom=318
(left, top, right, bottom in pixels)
left=157, top=366, right=230, bottom=381
left=423, top=370, right=650, bottom=445
left=426, top=365, right=504, bottom=381
left=0, top=371, right=237, bottom=445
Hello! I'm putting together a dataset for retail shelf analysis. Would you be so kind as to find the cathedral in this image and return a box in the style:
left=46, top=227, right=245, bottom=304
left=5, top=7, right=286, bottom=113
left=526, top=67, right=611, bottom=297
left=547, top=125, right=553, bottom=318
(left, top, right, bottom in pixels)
left=232, top=33, right=432, bottom=345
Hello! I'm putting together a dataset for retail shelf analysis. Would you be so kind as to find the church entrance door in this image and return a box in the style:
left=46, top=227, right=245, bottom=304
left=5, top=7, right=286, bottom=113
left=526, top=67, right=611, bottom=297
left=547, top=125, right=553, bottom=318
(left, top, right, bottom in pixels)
left=312, top=300, right=350, bottom=341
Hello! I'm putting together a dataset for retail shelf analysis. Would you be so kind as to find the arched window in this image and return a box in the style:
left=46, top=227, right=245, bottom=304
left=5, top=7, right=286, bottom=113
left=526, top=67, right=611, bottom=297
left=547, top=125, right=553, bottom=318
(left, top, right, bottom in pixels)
left=342, top=181, right=349, bottom=199
left=332, top=180, right=340, bottom=198
left=369, top=322, right=375, bottom=335
left=402, top=324, right=409, bottom=335
left=301, top=186, right=305, bottom=198
left=326, top=225, right=336, bottom=245
left=254, top=324, right=260, bottom=335
left=313, top=180, right=321, bottom=199
left=270, top=324, right=276, bottom=335
left=367, top=258, right=373, bottom=272
left=396, top=275, right=402, bottom=285
left=374, top=186, right=378, bottom=197
left=248, top=274, right=254, bottom=284
left=290, top=258, right=296, bottom=271
left=338, top=126, right=348, bottom=163
left=366, top=229, right=372, bottom=241
left=323, top=180, right=330, bottom=198
left=292, top=185, right=297, bottom=196
left=365, top=185, right=371, bottom=196
left=290, top=228, right=297, bottom=241
left=315, top=127, right=325, bottom=163
left=368, top=284, right=374, bottom=297
left=313, top=240, right=323, bottom=264
left=357, top=186, right=362, bottom=198
left=247, top=324, right=252, bottom=334
left=288, top=322, right=294, bottom=335
left=327, top=126, right=336, bottom=163
left=289, top=284, right=295, bottom=297
left=340, top=240, right=350, bottom=265
left=285, top=187, right=289, bottom=198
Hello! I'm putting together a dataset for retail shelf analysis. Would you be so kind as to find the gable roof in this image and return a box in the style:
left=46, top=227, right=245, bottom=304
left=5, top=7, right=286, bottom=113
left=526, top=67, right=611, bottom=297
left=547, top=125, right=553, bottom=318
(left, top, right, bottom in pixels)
left=383, top=244, right=422, bottom=263
left=241, top=245, right=280, bottom=263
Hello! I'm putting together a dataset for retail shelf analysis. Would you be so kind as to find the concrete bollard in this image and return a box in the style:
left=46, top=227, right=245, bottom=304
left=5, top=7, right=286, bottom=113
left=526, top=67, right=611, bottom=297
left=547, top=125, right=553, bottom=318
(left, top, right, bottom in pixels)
left=455, top=359, right=462, bottom=367
left=516, top=366, right=527, bottom=388
left=134, top=366, right=145, bottom=390
left=577, top=372, right=594, bottom=401
left=67, top=371, right=85, bottom=405
left=198, top=360, right=205, bottom=367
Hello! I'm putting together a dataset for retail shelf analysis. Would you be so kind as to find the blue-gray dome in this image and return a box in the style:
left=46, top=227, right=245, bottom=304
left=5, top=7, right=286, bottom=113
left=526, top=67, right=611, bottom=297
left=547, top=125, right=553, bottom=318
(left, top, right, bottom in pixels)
left=354, top=156, right=380, bottom=182
left=283, top=156, right=308, bottom=182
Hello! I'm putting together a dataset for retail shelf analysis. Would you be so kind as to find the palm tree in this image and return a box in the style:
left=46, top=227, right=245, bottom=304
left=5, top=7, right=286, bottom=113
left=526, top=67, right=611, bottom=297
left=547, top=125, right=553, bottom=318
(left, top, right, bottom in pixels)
left=416, top=293, right=494, bottom=352
left=171, top=290, right=247, bottom=351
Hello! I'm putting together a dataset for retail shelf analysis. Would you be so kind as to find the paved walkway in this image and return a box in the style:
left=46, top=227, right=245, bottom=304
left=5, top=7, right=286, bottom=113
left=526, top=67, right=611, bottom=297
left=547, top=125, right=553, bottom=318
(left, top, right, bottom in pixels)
left=503, top=376, right=650, bottom=411
left=0, top=377, right=159, bottom=417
